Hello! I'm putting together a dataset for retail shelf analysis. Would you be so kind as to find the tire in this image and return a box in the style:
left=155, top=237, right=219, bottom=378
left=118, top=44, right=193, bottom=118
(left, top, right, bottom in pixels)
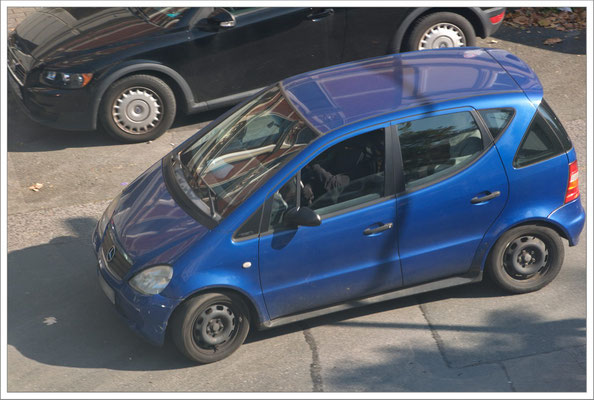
left=170, top=292, right=250, bottom=364
left=487, top=225, right=564, bottom=294
left=99, top=74, right=176, bottom=143
left=405, top=12, right=476, bottom=52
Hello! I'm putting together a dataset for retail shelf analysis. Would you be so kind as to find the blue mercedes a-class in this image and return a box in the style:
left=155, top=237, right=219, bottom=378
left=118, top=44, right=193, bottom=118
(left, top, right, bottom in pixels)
left=92, top=48, right=585, bottom=363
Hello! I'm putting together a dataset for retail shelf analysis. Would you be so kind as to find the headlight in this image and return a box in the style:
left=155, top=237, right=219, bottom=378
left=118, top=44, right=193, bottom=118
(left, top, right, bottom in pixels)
left=42, top=71, right=93, bottom=88
left=97, top=193, right=121, bottom=236
left=129, top=265, right=173, bottom=295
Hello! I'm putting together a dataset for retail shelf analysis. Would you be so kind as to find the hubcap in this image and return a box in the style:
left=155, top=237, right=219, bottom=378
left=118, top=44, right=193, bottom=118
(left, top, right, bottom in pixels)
left=418, top=23, right=465, bottom=50
left=194, top=304, right=236, bottom=347
left=504, top=236, right=549, bottom=277
left=112, top=87, right=162, bottom=134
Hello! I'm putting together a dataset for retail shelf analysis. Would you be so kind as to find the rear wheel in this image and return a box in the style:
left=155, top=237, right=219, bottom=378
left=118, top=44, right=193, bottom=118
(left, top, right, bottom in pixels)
left=99, top=74, right=176, bottom=143
left=487, top=225, right=564, bottom=293
left=405, top=12, right=476, bottom=51
left=170, top=292, right=250, bottom=364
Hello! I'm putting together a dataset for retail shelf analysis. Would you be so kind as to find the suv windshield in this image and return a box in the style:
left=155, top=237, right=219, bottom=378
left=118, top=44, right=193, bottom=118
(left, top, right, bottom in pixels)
left=176, top=86, right=319, bottom=220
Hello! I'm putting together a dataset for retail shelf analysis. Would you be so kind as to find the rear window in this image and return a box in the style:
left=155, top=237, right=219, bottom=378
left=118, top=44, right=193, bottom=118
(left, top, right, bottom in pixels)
left=514, top=109, right=564, bottom=168
left=539, top=100, right=573, bottom=151
left=478, top=109, right=514, bottom=140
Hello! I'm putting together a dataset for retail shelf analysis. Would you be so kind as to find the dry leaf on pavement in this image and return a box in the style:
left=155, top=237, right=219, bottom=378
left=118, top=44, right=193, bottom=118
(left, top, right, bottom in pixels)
left=28, top=183, right=43, bottom=192
left=543, top=37, right=563, bottom=45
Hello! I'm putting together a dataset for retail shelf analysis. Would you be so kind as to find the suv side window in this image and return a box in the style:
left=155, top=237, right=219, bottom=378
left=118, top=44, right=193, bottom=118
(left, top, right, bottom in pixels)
left=397, top=111, right=484, bottom=189
left=478, top=109, right=514, bottom=140
left=268, top=129, right=386, bottom=230
left=514, top=108, right=565, bottom=168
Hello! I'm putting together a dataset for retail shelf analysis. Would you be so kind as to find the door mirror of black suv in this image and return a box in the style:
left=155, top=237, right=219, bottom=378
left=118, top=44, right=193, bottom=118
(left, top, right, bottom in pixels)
left=197, top=8, right=236, bottom=31
left=284, top=207, right=322, bottom=227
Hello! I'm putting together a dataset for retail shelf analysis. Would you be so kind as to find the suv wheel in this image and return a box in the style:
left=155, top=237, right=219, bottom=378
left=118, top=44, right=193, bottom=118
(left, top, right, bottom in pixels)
left=487, top=225, right=564, bottom=293
left=100, top=74, right=176, bottom=143
left=170, top=292, right=251, bottom=364
left=406, top=12, right=476, bottom=51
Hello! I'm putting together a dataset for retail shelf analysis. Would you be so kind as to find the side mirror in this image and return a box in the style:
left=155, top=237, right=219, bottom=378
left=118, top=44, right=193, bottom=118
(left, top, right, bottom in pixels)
left=284, top=207, right=322, bottom=227
left=197, top=8, right=236, bottom=31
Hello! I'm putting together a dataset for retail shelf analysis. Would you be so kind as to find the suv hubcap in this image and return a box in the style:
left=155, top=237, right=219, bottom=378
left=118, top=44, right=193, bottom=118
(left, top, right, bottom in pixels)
left=418, top=23, right=465, bottom=50
left=112, top=87, right=161, bottom=134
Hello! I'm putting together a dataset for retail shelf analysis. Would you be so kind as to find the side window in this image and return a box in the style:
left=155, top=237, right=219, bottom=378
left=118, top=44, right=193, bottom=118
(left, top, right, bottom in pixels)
left=398, top=111, right=484, bottom=189
left=514, top=110, right=565, bottom=168
left=478, top=109, right=514, bottom=140
left=539, top=100, right=573, bottom=151
left=234, top=205, right=263, bottom=240
left=268, top=129, right=386, bottom=230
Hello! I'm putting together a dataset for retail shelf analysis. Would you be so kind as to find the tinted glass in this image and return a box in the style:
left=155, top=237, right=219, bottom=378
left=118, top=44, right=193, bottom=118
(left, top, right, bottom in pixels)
left=514, top=111, right=564, bottom=168
left=234, top=205, right=263, bottom=239
left=479, top=109, right=514, bottom=140
left=269, top=177, right=298, bottom=230
left=540, top=100, right=573, bottom=151
left=302, top=129, right=385, bottom=216
left=178, top=86, right=319, bottom=220
left=398, top=112, right=484, bottom=189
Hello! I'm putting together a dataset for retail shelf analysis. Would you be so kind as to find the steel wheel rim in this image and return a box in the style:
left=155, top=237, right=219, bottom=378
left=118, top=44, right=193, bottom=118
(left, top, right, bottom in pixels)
left=112, top=86, right=162, bottom=134
left=193, top=304, right=237, bottom=348
left=418, top=23, right=466, bottom=50
left=503, top=235, right=550, bottom=280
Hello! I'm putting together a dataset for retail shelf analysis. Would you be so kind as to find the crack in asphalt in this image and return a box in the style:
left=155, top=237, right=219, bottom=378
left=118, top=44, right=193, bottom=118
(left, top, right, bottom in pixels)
left=498, top=362, right=517, bottom=392
left=417, top=300, right=453, bottom=369
left=302, top=326, right=323, bottom=392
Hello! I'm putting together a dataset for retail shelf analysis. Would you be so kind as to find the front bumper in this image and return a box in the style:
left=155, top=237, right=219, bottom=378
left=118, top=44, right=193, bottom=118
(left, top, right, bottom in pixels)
left=8, top=70, right=96, bottom=131
left=92, top=224, right=180, bottom=346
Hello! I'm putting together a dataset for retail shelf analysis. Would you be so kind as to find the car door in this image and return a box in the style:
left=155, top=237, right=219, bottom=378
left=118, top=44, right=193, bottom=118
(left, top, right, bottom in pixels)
left=179, top=7, right=343, bottom=102
left=393, top=108, right=509, bottom=286
left=258, top=126, right=402, bottom=319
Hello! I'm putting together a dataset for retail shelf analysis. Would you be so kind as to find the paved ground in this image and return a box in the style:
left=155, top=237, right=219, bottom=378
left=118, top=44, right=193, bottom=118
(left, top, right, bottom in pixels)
left=4, top=12, right=588, bottom=393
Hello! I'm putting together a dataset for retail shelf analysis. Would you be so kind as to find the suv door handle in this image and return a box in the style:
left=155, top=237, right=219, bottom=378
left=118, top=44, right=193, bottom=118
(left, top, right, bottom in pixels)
left=471, top=191, right=501, bottom=204
left=307, top=8, right=334, bottom=21
left=364, top=222, right=393, bottom=235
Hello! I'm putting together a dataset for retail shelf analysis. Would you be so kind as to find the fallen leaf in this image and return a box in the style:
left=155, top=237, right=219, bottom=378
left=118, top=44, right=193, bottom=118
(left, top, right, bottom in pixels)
left=489, top=39, right=498, bottom=44
left=538, top=18, right=551, bottom=27
left=28, top=183, right=43, bottom=192
left=43, top=317, right=58, bottom=326
left=543, top=37, right=563, bottom=45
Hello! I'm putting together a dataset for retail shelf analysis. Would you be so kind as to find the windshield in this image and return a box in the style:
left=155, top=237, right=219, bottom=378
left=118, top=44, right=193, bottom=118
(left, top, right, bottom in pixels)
left=135, top=7, right=193, bottom=27
left=177, top=85, right=319, bottom=220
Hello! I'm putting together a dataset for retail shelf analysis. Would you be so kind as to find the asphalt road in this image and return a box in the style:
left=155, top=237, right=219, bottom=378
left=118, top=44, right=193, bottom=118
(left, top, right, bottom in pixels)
left=5, top=28, right=588, bottom=392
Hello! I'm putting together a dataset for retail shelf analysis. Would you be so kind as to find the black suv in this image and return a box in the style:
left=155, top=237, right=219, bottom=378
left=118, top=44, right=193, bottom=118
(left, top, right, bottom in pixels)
left=8, top=7, right=505, bottom=142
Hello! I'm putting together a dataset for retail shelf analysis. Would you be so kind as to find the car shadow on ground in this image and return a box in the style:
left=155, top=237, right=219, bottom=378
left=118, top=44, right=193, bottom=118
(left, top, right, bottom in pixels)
left=7, top=216, right=586, bottom=377
left=491, top=25, right=586, bottom=55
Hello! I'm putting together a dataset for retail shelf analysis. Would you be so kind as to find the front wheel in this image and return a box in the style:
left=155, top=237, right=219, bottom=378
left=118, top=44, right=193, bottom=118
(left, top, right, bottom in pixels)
left=170, top=292, right=251, bottom=364
left=487, top=225, right=565, bottom=294
left=99, top=74, right=176, bottom=143
left=405, top=12, right=476, bottom=51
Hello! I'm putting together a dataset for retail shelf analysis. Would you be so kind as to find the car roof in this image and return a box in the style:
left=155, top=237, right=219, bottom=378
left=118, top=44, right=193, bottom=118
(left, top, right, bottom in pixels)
left=281, top=48, right=543, bottom=134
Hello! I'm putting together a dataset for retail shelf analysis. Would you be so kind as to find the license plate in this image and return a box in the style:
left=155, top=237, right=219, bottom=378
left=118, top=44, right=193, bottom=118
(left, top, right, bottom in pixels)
left=98, top=273, right=116, bottom=304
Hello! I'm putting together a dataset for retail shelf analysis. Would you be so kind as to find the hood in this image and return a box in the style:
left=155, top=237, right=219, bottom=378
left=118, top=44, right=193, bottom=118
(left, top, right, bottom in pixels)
left=111, top=161, right=209, bottom=268
left=11, top=7, right=173, bottom=67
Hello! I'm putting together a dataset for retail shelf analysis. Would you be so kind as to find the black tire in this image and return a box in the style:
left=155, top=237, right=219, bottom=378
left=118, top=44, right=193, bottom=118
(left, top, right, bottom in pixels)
left=170, top=292, right=250, bottom=364
left=99, top=74, right=176, bottom=143
left=405, top=12, right=476, bottom=52
left=487, top=225, right=564, bottom=294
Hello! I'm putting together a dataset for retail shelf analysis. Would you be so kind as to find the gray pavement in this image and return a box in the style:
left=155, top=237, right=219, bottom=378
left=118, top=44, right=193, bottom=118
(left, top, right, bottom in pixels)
left=5, top=24, right=588, bottom=392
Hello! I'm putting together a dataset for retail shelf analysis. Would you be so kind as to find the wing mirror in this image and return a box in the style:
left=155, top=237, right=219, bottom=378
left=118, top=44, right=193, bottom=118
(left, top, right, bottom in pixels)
left=197, top=8, right=236, bottom=31
left=284, top=207, right=322, bottom=227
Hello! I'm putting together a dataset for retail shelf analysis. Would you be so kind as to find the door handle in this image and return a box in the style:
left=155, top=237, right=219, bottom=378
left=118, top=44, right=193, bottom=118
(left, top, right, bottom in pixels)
left=364, top=222, right=393, bottom=236
left=471, top=191, right=501, bottom=204
left=307, top=8, right=334, bottom=21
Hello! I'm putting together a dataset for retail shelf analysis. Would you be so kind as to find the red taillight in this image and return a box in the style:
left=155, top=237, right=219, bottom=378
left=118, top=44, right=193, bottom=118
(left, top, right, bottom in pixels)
left=490, top=12, right=505, bottom=24
left=564, top=161, right=579, bottom=203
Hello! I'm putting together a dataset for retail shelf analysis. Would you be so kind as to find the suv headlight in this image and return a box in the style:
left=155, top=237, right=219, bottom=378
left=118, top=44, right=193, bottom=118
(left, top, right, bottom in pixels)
left=129, top=265, right=173, bottom=295
left=42, top=71, right=93, bottom=88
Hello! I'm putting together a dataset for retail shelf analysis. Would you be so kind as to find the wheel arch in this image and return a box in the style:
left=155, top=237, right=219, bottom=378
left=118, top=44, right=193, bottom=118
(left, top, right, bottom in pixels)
left=390, top=7, right=485, bottom=53
left=91, top=61, right=195, bottom=129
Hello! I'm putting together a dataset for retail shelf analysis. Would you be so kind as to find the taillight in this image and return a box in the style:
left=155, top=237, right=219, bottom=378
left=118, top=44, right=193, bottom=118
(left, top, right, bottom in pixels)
left=490, top=12, right=505, bottom=24
left=564, top=161, right=579, bottom=203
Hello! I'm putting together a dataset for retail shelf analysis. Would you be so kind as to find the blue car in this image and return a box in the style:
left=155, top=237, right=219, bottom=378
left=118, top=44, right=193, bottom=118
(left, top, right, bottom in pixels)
left=92, top=48, right=585, bottom=363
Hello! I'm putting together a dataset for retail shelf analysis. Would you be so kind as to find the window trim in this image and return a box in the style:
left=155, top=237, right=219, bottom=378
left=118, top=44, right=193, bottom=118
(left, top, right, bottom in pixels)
left=476, top=107, right=516, bottom=143
left=392, top=108, right=495, bottom=195
left=512, top=106, right=567, bottom=169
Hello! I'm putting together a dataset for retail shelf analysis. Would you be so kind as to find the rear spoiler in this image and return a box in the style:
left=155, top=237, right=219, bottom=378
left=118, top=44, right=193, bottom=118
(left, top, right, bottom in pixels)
left=486, top=48, right=543, bottom=107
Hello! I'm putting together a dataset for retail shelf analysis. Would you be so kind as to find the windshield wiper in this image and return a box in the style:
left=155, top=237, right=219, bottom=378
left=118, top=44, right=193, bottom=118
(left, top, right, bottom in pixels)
left=128, top=7, right=160, bottom=27
left=174, top=153, right=219, bottom=219
left=196, top=175, right=218, bottom=218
